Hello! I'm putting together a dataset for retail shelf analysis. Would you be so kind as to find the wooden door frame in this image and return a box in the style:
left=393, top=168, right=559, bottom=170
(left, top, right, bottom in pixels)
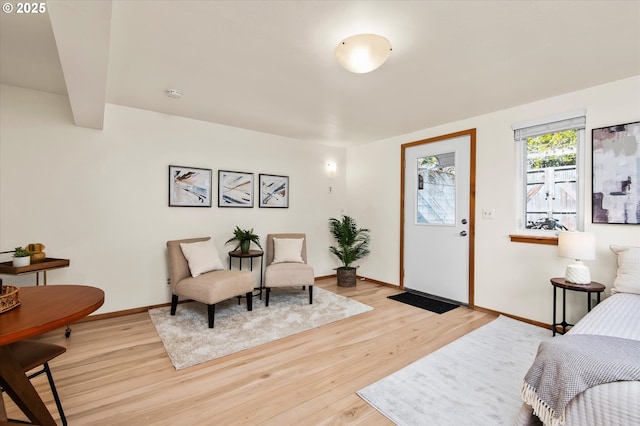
left=400, top=128, right=477, bottom=308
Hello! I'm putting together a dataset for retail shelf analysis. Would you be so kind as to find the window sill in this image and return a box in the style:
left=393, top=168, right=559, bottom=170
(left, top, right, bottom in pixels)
left=509, top=234, right=558, bottom=246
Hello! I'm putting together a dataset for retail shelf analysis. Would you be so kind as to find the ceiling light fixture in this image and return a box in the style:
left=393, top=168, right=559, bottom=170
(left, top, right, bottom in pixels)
left=166, top=89, right=182, bottom=99
left=335, top=34, right=392, bottom=74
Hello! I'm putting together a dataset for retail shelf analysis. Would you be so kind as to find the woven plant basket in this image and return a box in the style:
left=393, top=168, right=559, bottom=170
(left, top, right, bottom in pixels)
left=336, top=268, right=357, bottom=287
left=0, top=285, right=20, bottom=313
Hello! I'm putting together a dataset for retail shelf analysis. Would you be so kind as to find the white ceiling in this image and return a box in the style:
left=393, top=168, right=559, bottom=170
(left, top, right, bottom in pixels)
left=1, top=1, right=639, bottom=147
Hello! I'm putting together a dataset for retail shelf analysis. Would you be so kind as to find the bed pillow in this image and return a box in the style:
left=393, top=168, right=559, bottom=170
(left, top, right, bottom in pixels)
left=272, top=238, right=304, bottom=264
left=610, top=245, right=640, bottom=294
left=180, top=239, right=224, bottom=277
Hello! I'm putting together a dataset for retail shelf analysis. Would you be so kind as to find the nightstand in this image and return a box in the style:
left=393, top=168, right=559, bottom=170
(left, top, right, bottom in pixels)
left=551, top=277, right=605, bottom=336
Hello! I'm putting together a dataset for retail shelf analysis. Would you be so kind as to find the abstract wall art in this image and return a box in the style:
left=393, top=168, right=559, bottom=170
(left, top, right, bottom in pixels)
left=592, top=121, right=640, bottom=224
left=259, top=174, right=289, bottom=208
left=218, top=170, right=254, bottom=207
left=168, top=165, right=212, bottom=207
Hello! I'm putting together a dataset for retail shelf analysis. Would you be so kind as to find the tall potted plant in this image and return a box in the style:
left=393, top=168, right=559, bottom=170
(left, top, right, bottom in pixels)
left=328, top=215, right=371, bottom=287
left=225, top=226, right=262, bottom=254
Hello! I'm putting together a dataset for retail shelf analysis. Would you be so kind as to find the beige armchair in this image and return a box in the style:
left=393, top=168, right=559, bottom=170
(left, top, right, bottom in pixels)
left=167, top=237, right=254, bottom=328
left=264, top=233, right=314, bottom=306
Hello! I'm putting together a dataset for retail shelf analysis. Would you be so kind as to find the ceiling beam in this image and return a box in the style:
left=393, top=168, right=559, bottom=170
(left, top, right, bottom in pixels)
left=47, top=0, right=112, bottom=130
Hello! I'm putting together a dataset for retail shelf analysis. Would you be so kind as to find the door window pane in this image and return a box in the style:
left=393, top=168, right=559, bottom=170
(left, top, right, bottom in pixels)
left=416, top=153, right=456, bottom=225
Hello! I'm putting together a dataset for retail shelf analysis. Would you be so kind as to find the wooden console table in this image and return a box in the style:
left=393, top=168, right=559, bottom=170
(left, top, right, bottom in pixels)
left=0, top=258, right=70, bottom=286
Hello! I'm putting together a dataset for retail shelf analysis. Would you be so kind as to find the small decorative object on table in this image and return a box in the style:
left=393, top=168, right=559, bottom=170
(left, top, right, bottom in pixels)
left=12, top=247, right=31, bottom=267
left=0, top=283, right=20, bottom=313
left=25, top=243, right=46, bottom=263
left=225, top=226, right=262, bottom=254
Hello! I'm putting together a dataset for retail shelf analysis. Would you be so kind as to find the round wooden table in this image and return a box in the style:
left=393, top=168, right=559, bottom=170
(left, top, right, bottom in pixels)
left=0, top=285, right=104, bottom=425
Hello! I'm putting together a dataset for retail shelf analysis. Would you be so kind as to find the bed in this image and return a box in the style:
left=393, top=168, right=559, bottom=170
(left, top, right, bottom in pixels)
left=517, top=244, right=640, bottom=426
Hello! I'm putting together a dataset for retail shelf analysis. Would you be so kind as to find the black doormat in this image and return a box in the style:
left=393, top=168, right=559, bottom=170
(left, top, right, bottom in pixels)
left=388, top=292, right=459, bottom=314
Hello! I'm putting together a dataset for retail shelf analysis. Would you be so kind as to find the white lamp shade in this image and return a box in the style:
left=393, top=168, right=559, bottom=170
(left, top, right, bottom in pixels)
left=558, top=231, right=596, bottom=260
left=335, top=34, right=392, bottom=73
left=558, top=231, right=595, bottom=284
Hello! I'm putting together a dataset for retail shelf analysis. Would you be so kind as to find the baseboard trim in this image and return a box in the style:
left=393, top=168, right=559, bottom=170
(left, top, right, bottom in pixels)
left=78, top=277, right=550, bottom=331
left=356, top=275, right=399, bottom=288
left=80, top=275, right=346, bottom=323
left=77, top=302, right=174, bottom=323
left=472, top=305, right=550, bottom=330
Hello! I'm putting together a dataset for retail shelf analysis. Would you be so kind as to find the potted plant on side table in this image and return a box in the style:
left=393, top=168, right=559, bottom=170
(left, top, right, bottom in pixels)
left=328, top=215, right=371, bottom=287
left=12, top=246, right=32, bottom=267
left=225, top=226, right=262, bottom=254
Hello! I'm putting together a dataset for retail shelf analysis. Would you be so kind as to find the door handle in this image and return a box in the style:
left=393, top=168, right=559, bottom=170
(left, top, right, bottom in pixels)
left=459, top=231, right=467, bottom=237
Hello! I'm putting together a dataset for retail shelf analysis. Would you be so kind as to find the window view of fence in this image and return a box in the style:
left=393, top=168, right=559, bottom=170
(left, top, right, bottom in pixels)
left=525, top=129, right=578, bottom=231
left=526, top=166, right=576, bottom=231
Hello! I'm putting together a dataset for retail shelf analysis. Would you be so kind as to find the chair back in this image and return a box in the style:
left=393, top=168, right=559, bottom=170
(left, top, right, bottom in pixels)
left=166, top=237, right=210, bottom=291
left=265, top=233, right=308, bottom=265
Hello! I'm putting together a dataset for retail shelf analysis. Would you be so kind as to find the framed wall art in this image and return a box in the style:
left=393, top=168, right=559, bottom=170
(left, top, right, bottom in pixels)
left=168, top=165, right=212, bottom=207
left=259, top=174, right=289, bottom=208
left=592, top=120, right=639, bottom=224
left=218, top=170, right=254, bottom=207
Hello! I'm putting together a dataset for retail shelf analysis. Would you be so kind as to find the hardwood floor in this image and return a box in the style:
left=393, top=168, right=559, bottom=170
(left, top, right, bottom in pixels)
left=4, top=279, right=496, bottom=425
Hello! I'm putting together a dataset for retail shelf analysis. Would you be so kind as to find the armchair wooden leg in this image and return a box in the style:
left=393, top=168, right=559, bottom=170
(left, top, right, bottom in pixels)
left=246, top=292, right=253, bottom=311
left=265, top=288, right=271, bottom=307
left=207, top=304, right=215, bottom=328
left=309, top=285, right=313, bottom=304
left=170, top=294, right=179, bottom=315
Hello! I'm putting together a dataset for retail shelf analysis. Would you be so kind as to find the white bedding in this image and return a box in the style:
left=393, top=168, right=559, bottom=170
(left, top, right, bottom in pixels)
left=568, top=292, right=640, bottom=340
left=518, top=293, right=640, bottom=425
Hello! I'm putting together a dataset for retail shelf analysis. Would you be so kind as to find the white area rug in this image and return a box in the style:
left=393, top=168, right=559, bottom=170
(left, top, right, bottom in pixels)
left=149, top=287, right=372, bottom=370
left=357, top=315, right=550, bottom=426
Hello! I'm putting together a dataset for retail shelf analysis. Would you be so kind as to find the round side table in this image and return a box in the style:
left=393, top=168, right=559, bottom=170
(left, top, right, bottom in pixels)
left=229, top=250, right=264, bottom=298
left=550, top=277, right=605, bottom=336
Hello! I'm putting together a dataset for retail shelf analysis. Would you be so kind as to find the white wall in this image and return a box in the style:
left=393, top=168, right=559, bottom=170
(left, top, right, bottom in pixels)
left=0, top=85, right=347, bottom=314
left=3, top=78, right=639, bottom=324
left=347, top=76, right=640, bottom=324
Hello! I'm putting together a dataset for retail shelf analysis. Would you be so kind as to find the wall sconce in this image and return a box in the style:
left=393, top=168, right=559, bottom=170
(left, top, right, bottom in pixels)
left=327, top=162, right=337, bottom=176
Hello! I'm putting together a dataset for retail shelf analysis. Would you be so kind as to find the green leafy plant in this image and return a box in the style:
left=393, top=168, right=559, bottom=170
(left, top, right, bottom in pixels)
left=13, top=246, right=31, bottom=258
left=225, top=226, right=262, bottom=253
left=328, top=215, right=371, bottom=269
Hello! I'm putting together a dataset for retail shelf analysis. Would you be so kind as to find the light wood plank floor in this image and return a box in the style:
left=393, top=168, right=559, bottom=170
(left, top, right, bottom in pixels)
left=4, top=279, right=496, bottom=425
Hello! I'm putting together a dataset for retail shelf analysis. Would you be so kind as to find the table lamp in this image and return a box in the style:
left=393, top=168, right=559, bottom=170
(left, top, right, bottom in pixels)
left=558, top=231, right=596, bottom=284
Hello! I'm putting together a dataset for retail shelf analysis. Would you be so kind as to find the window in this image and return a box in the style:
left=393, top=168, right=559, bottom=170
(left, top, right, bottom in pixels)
left=416, top=153, right=456, bottom=225
left=513, top=112, right=586, bottom=234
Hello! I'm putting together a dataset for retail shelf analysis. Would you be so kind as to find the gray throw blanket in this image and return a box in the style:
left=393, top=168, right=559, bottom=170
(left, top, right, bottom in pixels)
left=521, top=334, right=640, bottom=426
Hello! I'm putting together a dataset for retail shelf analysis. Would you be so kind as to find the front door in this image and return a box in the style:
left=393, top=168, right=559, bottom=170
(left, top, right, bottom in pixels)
left=401, top=129, right=475, bottom=305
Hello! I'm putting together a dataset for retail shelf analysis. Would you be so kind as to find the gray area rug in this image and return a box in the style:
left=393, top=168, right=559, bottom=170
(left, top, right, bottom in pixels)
left=357, top=315, right=550, bottom=425
left=149, top=287, right=372, bottom=370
